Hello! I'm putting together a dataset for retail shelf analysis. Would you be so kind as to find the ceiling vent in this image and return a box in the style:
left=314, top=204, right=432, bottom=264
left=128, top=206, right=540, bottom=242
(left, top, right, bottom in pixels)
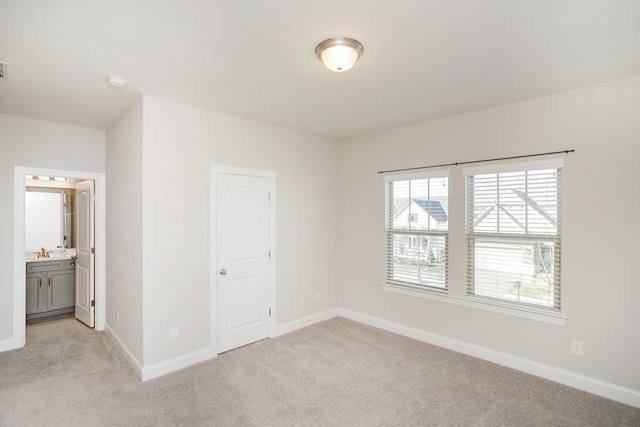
left=0, top=62, right=7, bottom=79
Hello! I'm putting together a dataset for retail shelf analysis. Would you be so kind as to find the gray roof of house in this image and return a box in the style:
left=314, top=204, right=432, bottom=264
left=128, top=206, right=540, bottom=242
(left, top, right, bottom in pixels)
left=412, top=199, right=448, bottom=222
left=511, top=189, right=557, bottom=226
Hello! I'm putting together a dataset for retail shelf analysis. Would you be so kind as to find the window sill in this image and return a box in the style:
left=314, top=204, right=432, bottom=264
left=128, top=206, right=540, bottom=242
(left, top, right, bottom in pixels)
left=381, top=282, right=567, bottom=326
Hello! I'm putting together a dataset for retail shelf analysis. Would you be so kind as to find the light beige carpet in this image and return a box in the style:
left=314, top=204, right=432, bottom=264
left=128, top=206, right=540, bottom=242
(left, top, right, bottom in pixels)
left=1, top=317, right=638, bottom=426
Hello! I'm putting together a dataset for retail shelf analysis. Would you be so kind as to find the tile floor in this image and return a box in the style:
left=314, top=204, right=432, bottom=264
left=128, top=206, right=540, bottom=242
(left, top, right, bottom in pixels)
left=25, top=312, right=92, bottom=345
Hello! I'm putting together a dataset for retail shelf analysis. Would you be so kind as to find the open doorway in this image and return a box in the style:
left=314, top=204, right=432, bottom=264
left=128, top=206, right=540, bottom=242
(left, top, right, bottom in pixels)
left=12, top=166, right=105, bottom=350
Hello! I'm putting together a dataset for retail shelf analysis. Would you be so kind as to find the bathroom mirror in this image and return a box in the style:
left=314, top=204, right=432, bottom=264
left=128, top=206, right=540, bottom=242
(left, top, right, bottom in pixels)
left=25, top=189, right=74, bottom=252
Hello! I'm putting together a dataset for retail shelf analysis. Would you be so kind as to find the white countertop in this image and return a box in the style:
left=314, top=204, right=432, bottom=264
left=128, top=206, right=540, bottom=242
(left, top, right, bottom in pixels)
left=26, top=248, right=77, bottom=263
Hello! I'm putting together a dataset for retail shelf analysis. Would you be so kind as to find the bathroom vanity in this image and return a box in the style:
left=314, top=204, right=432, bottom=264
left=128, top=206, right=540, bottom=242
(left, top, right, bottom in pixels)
left=26, top=257, right=75, bottom=319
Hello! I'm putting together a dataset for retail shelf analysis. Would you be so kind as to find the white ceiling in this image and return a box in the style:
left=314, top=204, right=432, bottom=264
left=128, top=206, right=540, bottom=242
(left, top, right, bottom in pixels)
left=1, top=1, right=639, bottom=140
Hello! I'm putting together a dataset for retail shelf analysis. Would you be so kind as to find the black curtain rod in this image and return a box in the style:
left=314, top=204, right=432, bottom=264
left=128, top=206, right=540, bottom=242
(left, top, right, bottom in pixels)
left=377, top=149, right=575, bottom=174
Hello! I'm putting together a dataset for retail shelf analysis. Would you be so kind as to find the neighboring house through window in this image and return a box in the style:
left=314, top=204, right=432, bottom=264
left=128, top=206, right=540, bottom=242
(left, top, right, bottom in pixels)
left=464, top=159, right=562, bottom=311
left=384, top=172, right=449, bottom=290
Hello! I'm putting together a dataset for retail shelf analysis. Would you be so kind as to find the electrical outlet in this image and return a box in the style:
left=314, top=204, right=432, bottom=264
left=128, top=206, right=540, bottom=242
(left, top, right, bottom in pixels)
left=570, top=340, right=584, bottom=356
left=300, top=297, right=305, bottom=306
left=116, top=311, right=120, bottom=323
left=169, top=328, right=179, bottom=342
left=315, top=292, right=320, bottom=303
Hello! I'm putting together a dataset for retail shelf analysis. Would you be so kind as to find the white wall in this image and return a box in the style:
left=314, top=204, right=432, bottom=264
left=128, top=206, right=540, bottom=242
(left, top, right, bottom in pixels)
left=337, top=75, right=640, bottom=392
left=140, top=95, right=338, bottom=365
left=0, top=114, right=104, bottom=342
left=105, top=99, right=144, bottom=362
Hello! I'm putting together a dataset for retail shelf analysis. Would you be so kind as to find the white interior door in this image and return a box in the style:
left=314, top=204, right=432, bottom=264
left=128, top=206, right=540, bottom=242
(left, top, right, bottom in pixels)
left=75, top=180, right=95, bottom=327
left=217, top=172, right=271, bottom=353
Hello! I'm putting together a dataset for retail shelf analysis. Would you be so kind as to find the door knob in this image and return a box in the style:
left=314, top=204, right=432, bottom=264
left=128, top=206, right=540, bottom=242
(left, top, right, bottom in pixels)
left=219, top=269, right=227, bottom=275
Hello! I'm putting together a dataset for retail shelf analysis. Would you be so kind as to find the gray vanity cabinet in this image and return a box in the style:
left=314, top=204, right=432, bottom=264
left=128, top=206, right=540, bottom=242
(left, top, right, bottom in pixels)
left=26, top=260, right=75, bottom=319
left=25, top=274, right=44, bottom=314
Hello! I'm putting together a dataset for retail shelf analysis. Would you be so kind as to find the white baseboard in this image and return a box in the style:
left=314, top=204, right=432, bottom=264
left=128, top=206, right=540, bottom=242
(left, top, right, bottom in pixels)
left=274, top=308, right=339, bottom=337
left=105, top=322, right=143, bottom=379
left=0, top=337, right=19, bottom=353
left=141, top=347, right=216, bottom=381
left=105, top=322, right=216, bottom=382
left=335, top=308, right=640, bottom=408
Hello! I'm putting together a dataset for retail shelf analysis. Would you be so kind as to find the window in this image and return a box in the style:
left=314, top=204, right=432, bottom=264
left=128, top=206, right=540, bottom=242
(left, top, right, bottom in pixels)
left=385, top=172, right=449, bottom=290
left=464, top=159, right=562, bottom=311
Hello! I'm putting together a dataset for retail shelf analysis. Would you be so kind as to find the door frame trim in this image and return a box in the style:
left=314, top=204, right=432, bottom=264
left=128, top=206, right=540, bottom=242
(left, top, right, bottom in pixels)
left=209, top=165, right=276, bottom=354
left=12, top=166, right=106, bottom=350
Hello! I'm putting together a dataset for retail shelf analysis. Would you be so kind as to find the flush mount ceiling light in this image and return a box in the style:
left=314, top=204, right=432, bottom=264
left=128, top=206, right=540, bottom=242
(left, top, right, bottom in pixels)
left=108, top=76, right=127, bottom=88
left=315, top=37, right=363, bottom=72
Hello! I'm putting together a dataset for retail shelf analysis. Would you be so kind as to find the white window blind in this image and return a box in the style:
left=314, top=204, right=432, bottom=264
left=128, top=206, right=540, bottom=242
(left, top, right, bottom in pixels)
left=464, top=160, right=562, bottom=310
left=385, top=172, right=449, bottom=290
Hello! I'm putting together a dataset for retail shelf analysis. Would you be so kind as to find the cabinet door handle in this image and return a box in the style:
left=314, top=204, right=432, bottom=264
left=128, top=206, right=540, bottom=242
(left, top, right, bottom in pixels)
left=39, top=278, right=42, bottom=288
left=48, top=277, right=51, bottom=287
